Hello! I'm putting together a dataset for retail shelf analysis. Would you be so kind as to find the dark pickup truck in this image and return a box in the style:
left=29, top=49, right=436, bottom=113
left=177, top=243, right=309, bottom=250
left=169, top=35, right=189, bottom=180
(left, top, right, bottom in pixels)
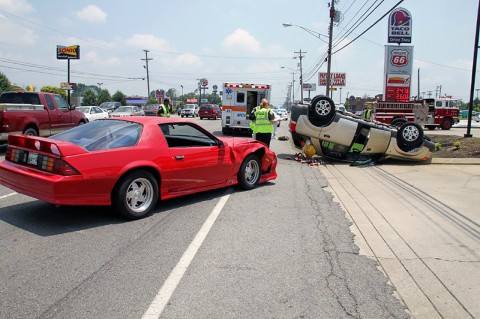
left=0, top=91, right=87, bottom=142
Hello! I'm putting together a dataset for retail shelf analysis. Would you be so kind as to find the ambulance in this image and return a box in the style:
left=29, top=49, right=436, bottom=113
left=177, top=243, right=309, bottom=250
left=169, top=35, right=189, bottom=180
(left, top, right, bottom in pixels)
left=221, top=83, right=271, bottom=134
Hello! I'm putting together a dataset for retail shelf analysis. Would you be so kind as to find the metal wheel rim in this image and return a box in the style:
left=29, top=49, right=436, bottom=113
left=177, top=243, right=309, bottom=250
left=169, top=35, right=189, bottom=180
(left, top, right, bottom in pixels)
left=126, top=177, right=154, bottom=213
left=314, top=100, right=331, bottom=116
left=402, top=125, right=420, bottom=142
left=244, top=159, right=260, bottom=185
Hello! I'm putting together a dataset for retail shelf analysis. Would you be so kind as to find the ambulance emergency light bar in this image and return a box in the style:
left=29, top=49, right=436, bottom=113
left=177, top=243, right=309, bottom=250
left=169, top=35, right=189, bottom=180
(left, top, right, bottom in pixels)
left=224, top=83, right=270, bottom=89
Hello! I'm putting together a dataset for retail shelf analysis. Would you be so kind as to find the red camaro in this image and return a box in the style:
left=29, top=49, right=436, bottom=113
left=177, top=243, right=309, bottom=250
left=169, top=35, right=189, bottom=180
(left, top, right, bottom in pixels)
left=0, top=117, right=277, bottom=219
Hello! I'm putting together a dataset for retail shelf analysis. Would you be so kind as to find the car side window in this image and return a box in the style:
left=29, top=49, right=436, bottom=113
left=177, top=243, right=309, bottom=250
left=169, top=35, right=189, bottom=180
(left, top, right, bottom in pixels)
left=53, top=95, right=70, bottom=110
left=44, top=95, right=55, bottom=110
left=160, top=123, right=217, bottom=148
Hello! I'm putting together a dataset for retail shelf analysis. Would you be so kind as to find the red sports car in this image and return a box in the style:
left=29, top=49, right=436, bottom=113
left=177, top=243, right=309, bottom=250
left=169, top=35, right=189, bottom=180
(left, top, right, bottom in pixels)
left=0, top=117, right=277, bottom=219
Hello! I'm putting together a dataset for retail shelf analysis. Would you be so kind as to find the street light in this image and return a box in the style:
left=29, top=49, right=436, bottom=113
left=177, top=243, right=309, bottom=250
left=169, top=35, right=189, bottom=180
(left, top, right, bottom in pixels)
left=282, top=23, right=329, bottom=44
left=283, top=9, right=334, bottom=97
left=281, top=66, right=296, bottom=106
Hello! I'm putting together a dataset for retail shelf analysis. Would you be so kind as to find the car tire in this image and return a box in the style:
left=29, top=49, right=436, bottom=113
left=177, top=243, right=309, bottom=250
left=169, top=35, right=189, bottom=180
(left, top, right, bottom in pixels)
left=397, top=122, right=424, bottom=152
left=23, top=127, right=38, bottom=136
left=391, top=118, right=407, bottom=129
left=237, top=154, right=261, bottom=190
left=308, top=95, right=336, bottom=127
left=440, top=117, right=453, bottom=130
left=112, top=170, right=158, bottom=220
left=425, top=125, right=436, bottom=130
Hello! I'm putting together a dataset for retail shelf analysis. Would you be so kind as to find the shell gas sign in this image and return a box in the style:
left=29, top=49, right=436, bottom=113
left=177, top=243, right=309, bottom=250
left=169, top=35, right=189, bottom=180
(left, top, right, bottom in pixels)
left=56, top=45, right=80, bottom=60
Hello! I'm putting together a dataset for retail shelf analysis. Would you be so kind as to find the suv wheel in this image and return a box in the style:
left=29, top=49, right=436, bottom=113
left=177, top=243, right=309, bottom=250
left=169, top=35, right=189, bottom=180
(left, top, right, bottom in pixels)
left=397, top=122, right=424, bottom=152
left=308, top=95, right=336, bottom=127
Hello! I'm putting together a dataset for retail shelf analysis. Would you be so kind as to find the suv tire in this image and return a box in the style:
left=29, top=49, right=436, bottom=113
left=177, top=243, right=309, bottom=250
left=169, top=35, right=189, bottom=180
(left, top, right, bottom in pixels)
left=308, top=95, right=336, bottom=127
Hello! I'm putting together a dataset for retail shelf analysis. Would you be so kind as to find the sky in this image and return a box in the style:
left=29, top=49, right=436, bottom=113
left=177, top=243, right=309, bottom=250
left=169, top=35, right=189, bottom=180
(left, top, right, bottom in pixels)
left=0, top=0, right=478, bottom=106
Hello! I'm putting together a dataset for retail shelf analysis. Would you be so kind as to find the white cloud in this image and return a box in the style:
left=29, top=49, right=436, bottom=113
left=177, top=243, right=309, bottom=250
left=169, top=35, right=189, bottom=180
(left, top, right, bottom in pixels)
left=172, top=53, right=202, bottom=67
left=125, top=34, right=170, bottom=51
left=0, top=19, right=36, bottom=46
left=83, top=51, right=120, bottom=66
left=222, top=29, right=262, bottom=54
left=0, top=0, right=34, bottom=15
left=75, top=5, right=106, bottom=24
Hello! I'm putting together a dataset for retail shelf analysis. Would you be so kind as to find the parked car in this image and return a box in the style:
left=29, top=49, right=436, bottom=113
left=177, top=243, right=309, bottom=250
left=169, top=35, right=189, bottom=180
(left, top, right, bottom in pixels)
left=177, top=105, right=184, bottom=115
left=110, top=105, right=145, bottom=117
left=355, top=110, right=364, bottom=117
left=0, top=91, right=87, bottom=142
left=275, top=108, right=288, bottom=120
left=289, top=95, right=435, bottom=163
left=77, top=106, right=109, bottom=122
left=144, top=104, right=160, bottom=116
left=199, top=104, right=221, bottom=120
left=0, top=117, right=278, bottom=220
left=180, top=104, right=199, bottom=117
left=99, top=101, right=122, bottom=114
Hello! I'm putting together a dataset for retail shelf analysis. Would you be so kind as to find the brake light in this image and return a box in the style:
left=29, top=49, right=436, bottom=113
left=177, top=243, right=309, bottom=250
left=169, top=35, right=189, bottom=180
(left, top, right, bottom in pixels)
left=5, top=146, right=80, bottom=176
left=289, top=120, right=296, bottom=132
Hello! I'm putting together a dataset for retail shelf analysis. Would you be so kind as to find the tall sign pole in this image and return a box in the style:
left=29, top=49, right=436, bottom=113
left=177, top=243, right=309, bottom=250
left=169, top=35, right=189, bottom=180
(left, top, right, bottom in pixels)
left=465, top=0, right=480, bottom=138
left=56, top=45, right=80, bottom=105
left=326, top=1, right=335, bottom=96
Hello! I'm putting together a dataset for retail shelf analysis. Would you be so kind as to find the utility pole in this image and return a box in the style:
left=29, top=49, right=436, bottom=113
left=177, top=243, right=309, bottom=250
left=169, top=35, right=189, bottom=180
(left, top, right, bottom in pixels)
left=326, top=0, right=335, bottom=96
left=142, top=50, right=152, bottom=99
left=294, top=49, right=306, bottom=103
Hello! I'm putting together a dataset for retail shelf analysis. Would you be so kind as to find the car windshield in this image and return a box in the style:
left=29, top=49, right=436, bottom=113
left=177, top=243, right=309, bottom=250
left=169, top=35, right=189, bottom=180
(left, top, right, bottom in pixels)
left=145, top=105, right=159, bottom=110
left=184, top=105, right=195, bottom=110
left=100, top=102, right=117, bottom=108
left=115, top=106, right=132, bottom=113
left=76, top=107, right=90, bottom=114
left=51, top=120, right=142, bottom=151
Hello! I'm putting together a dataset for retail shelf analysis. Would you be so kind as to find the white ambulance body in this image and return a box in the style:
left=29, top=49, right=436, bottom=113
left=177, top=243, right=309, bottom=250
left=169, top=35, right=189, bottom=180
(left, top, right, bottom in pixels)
left=221, top=83, right=271, bottom=134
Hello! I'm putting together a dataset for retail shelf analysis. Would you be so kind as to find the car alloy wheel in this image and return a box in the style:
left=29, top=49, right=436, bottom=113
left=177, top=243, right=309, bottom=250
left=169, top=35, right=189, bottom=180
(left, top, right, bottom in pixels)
left=308, top=95, right=336, bottom=127
left=397, top=122, right=424, bottom=152
left=238, top=154, right=261, bottom=190
left=113, top=170, right=158, bottom=220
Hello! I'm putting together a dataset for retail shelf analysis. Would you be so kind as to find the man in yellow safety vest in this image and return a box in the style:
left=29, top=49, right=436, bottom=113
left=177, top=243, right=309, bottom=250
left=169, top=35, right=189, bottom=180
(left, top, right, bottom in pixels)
left=249, top=99, right=280, bottom=148
left=157, top=98, right=172, bottom=117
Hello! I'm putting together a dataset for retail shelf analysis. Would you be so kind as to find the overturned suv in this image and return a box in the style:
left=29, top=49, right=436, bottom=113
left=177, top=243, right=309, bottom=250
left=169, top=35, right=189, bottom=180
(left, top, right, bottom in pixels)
left=289, top=95, right=435, bottom=163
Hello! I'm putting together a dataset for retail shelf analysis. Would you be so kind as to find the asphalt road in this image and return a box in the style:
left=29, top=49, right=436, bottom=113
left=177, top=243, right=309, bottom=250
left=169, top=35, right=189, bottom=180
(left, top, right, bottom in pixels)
left=0, top=117, right=409, bottom=319
left=0, top=116, right=477, bottom=318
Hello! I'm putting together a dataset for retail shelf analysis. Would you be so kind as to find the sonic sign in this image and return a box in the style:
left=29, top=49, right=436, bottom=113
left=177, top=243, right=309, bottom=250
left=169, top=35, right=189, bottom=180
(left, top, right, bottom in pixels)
left=56, top=45, right=80, bottom=60
left=388, top=8, right=412, bottom=44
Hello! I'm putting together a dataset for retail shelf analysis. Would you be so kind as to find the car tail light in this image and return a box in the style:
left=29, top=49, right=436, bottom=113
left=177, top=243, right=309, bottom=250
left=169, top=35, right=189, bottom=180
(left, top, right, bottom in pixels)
left=289, top=120, right=296, bottom=132
left=5, top=145, right=80, bottom=176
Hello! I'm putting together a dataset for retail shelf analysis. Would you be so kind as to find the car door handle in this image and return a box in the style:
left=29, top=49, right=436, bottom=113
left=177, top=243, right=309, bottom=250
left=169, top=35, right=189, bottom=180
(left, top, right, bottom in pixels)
left=175, top=155, right=184, bottom=160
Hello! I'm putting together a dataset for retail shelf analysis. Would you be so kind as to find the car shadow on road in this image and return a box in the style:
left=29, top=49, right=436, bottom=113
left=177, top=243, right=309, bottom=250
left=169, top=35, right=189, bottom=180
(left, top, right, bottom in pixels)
left=0, top=200, right=122, bottom=236
left=0, top=185, right=276, bottom=236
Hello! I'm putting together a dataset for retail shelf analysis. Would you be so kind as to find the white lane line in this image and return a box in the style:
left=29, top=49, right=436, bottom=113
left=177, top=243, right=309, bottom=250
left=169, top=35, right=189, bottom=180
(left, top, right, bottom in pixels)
left=0, top=192, right=17, bottom=200
left=142, top=189, right=232, bottom=319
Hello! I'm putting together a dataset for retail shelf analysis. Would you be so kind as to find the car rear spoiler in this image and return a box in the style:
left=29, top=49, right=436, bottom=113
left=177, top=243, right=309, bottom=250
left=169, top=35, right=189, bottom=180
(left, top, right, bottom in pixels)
left=7, top=134, right=88, bottom=157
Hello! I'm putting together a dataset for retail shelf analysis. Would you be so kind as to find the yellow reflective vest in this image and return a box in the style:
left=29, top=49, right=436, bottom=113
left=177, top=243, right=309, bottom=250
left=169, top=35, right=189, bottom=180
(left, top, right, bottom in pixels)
left=253, top=108, right=274, bottom=134
left=158, top=104, right=170, bottom=117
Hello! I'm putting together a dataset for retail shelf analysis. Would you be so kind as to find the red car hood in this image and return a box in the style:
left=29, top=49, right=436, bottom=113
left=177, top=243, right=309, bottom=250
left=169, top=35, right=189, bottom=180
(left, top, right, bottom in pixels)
left=217, top=136, right=258, bottom=147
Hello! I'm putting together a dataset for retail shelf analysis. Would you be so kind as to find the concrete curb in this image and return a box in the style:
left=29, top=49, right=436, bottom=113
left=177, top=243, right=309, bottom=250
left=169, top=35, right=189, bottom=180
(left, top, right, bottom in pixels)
left=431, top=158, right=480, bottom=165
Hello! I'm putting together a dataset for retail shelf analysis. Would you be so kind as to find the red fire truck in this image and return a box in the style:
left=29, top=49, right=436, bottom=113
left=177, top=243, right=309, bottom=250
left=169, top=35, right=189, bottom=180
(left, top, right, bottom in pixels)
left=371, top=96, right=460, bottom=130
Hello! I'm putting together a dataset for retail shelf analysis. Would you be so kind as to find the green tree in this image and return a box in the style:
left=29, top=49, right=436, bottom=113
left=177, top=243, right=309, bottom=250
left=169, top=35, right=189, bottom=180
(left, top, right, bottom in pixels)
left=112, top=90, right=126, bottom=105
left=0, top=72, right=12, bottom=93
left=40, top=86, right=67, bottom=100
left=82, top=89, right=97, bottom=106
left=96, top=89, right=111, bottom=105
